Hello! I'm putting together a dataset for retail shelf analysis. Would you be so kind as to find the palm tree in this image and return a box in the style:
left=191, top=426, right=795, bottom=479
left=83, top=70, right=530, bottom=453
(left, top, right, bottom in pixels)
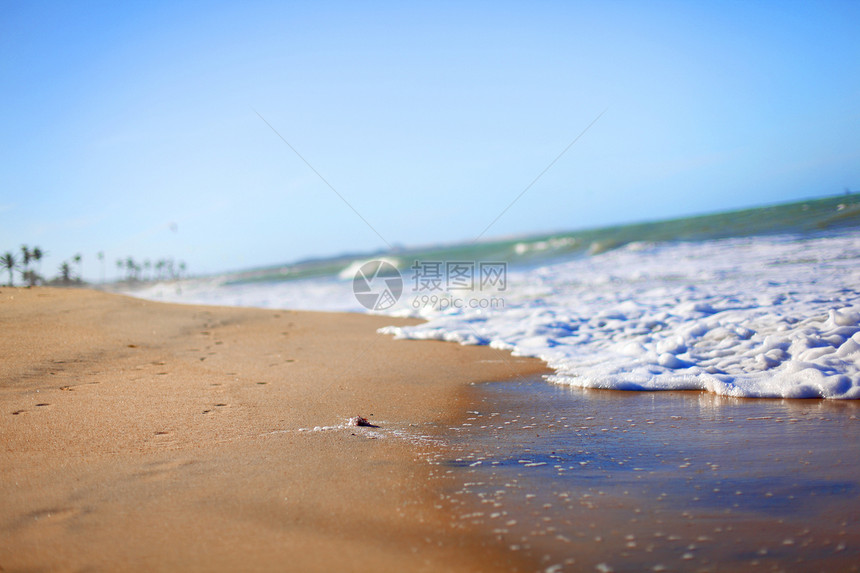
left=1, top=252, right=17, bottom=286
left=31, top=247, right=44, bottom=275
left=116, top=259, right=124, bottom=281
left=21, top=246, right=46, bottom=286
left=73, top=253, right=82, bottom=282
left=20, top=245, right=31, bottom=277
left=97, top=251, right=105, bottom=283
left=125, top=256, right=137, bottom=281
left=58, top=262, right=72, bottom=285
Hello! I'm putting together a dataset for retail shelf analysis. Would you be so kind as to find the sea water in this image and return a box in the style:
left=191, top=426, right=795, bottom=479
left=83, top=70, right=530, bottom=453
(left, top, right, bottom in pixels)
left=434, top=378, right=860, bottom=571
left=132, top=195, right=860, bottom=400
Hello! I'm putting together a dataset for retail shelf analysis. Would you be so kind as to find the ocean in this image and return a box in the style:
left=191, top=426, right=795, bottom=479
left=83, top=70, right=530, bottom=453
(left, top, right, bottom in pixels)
left=131, top=194, right=860, bottom=400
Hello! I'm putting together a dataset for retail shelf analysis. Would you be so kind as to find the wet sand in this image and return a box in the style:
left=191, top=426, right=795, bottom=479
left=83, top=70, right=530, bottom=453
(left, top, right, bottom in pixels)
left=442, top=380, right=860, bottom=572
left=0, top=288, right=548, bottom=572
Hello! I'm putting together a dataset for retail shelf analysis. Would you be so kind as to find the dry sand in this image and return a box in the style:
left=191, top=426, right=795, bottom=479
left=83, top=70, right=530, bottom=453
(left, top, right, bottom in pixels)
left=0, top=288, right=549, bottom=572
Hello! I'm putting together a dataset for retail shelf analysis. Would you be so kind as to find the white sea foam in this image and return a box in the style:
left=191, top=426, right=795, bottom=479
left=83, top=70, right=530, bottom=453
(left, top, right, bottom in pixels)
left=381, top=234, right=860, bottom=399
left=337, top=256, right=402, bottom=280
left=125, top=274, right=362, bottom=312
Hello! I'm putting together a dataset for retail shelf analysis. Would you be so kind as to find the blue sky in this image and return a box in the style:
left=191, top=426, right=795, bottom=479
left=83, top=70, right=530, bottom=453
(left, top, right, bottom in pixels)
left=2, top=1, right=859, bottom=280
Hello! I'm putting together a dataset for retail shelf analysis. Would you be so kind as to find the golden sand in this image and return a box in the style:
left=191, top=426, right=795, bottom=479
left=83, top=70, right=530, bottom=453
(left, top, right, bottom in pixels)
left=0, top=288, right=548, bottom=572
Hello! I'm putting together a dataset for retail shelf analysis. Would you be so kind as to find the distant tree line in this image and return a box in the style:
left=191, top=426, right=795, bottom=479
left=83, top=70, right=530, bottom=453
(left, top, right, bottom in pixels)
left=115, top=256, right=187, bottom=283
left=0, top=245, right=187, bottom=287
left=1, top=245, right=52, bottom=286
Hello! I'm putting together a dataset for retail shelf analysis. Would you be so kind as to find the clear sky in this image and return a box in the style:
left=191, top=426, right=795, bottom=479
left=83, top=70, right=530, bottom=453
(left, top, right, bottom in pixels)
left=2, top=0, right=859, bottom=280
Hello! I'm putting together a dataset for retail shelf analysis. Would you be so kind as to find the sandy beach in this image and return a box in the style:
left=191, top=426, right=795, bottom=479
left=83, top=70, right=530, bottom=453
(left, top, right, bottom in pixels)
left=0, top=287, right=548, bottom=572
left=3, top=288, right=859, bottom=572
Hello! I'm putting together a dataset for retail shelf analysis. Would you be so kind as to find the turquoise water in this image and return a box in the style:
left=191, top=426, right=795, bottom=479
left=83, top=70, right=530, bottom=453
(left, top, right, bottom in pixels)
left=223, top=194, right=860, bottom=285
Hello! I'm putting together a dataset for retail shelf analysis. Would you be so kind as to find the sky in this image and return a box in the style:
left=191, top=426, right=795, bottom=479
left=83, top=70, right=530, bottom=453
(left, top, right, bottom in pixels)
left=2, top=0, right=859, bottom=280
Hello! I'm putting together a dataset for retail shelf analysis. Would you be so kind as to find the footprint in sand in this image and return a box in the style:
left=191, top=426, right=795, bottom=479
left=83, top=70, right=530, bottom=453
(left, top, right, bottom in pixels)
left=134, top=458, right=195, bottom=482
left=149, top=430, right=178, bottom=449
left=12, top=404, right=51, bottom=415
left=203, top=403, right=229, bottom=414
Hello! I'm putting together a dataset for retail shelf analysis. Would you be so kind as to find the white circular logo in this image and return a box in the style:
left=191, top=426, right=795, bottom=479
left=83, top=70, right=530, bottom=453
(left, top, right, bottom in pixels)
left=353, top=260, right=403, bottom=311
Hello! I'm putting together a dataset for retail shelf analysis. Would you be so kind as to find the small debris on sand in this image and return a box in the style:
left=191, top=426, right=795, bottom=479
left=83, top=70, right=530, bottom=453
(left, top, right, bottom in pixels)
left=348, top=416, right=379, bottom=428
